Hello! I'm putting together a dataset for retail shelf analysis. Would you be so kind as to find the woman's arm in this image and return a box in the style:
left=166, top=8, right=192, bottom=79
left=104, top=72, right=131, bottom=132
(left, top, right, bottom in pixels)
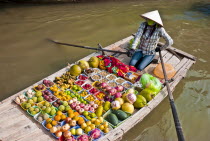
left=131, top=22, right=145, bottom=50
left=159, top=27, right=173, bottom=50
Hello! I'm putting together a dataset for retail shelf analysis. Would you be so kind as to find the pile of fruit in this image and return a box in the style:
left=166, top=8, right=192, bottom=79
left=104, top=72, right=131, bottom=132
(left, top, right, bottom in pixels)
left=14, top=57, right=162, bottom=140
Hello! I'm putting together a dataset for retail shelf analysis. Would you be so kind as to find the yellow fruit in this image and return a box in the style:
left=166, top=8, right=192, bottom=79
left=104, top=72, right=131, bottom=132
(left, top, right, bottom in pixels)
left=73, top=116, right=80, bottom=121
left=103, top=121, right=109, bottom=128
left=61, top=114, right=67, bottom=120
left=54, top=115, right=61, bottom=121
left=86, top=121, right=92, bottom=126
left=57, top=111, right=63, bottom=116
left=115, top=98, right=124, bottom=105
left=78, top=119, right=85, bottom=125
left=68, top=109, right=74, bottom=114
left=46, top=118, right=52, bottom=123
left=46, top=123, right=52, bottom=129
left=98, top=117, right=104, bottom=123
left=103, top=128, right=109, bottom=133
left=51, top=120, right=57, bottom=126
left=90, top=124, right=96, bottom=130
left=121, top=102, right=134, bottom=114
left=99, top=124, right=104, bottom=131
left=91, top=118, right=96, bottom=123
left=81, top=123, right=87, bottom=129
left=85, top=126, right=92, bottom=133
left=94, top=119, right=101, bottom=126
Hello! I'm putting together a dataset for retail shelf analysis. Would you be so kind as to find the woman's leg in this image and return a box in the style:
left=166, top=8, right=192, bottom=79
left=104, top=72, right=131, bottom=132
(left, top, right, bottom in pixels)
left=137, top=54, right=155, bottom=71
left=129, top=51, right=143, bottom=66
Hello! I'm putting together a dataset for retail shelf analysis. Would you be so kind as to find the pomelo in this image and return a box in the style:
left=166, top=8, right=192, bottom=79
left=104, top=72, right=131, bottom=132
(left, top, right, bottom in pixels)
left=78, top=60, right=89, bottom=71
left=121, top=102, right=134, bottom=114
left=88, top=57, right=99, bottom=68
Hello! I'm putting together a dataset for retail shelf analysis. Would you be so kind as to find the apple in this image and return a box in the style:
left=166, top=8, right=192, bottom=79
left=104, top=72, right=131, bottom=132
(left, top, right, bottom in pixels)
left=76, top=101, right=81, bottom=105
left=89, top=101, right=94, bottom=106
left=73, top=98, right=77, bottom=102
left=84, top=105, right=89, bottom=111
left=79, top=108, right=84, bottom=114
left=70, top=103, right=77, bottom=109
left=66, top=117, right=72, bottom=123
left=79, top=103, right=85, bottom=108
left=89, top=107, right=95, bottom=113
left=76, top=128, right=83, bottom=136
left=93, top=104, right=98, bottom=109
left=75, top=106, right=81, bottom=111
left=68, top=100, right=73, bottom=104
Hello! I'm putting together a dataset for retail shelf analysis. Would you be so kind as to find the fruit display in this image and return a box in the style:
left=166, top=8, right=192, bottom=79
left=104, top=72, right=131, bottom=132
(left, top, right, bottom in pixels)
left=25, top=89, right=36, bottom=98
left=71, top=85, right=82, bottom=92
left=90, top=74, right=101, bottom=81
left=53, top=72, right=75, bottom=90
left=75, top=80, right=85, bottom=86
left=43, top=79, right=54, bottom=87
left=15, top=94, right=27, bottom=105
left=14, top=56, right=163, bottom=140
left=78, top=74, right=88, bottom=81
left=27, top=106, right=41, bottom=116
left=88, top=88, right=99, bottom=94
left=42, top=90, right=57, bottom=102
left=79, top=90, right=89, bottom=97
left=82, top=83, right=92, bottom=90
left=34, top=84, right=46, bottom=91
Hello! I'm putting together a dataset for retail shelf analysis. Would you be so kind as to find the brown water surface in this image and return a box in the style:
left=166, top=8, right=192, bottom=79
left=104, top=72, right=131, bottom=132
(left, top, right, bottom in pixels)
left=0, top=0, right=210, bottom=140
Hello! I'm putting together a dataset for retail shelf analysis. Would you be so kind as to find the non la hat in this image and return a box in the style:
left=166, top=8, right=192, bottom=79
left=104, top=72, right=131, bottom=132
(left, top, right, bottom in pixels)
left=141, top=10, right=163, bottom=26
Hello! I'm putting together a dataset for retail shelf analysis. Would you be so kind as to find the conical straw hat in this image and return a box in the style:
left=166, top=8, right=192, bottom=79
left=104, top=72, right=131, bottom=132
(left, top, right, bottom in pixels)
left=141, top=10, right=163, bottom=26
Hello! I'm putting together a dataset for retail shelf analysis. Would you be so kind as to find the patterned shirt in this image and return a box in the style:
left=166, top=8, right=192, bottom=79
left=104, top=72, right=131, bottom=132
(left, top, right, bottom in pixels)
left=131, top=22, right=173, bottom=55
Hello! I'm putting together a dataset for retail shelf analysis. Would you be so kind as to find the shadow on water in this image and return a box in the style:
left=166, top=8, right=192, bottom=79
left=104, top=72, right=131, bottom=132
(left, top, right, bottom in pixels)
left=190, top=2, right=210, bottom=16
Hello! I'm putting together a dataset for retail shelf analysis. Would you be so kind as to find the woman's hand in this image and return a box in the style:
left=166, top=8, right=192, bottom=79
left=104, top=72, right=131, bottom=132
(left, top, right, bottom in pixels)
left=127, top=49, right=135, bottom=57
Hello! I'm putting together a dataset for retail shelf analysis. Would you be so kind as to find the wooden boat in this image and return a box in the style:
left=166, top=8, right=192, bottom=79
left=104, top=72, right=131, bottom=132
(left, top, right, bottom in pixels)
left=0, top=35, right=196, bottom=141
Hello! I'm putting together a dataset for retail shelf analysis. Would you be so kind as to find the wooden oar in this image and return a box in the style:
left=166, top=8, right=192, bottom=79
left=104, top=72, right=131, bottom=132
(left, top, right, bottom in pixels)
left=159, top=50, right=185, bottom=141
left=47, top=39, right=128, bottom=54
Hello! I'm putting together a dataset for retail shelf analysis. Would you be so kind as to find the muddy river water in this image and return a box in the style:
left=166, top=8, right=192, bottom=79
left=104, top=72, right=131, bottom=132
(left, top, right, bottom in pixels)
left=0, top=0, right=210, bottom=140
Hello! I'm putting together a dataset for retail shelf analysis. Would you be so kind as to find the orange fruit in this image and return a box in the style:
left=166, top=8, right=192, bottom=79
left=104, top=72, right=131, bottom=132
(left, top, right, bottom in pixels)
left=46, top=123, right=52, bottom=129
left=78, top=119, right=85, bottom=125
left=51, top=120, right=57, bottom=126
left=68, top=113, right=74, bottom=118
left=103, top=128, right=109, bottom=133
left=61, top=114, right=66, bottom=120
left=67, top=109, right=74, bottom=114
left=73, top=116, right=80, bottom=121
left=90, top=124, right=95, bottom=130
left=54, top=115, right=61, bottom=121
left=73, top=112, right=79, bottom=117
left=46, top=118, right=52, bottom=123
left=86, top=121, right=91, bottom=126
left=57, top=111, right=62, bottom=116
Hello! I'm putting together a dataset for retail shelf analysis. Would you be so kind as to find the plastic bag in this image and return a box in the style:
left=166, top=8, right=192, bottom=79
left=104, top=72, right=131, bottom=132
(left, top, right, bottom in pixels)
left=140, top=73, right=162, bottom=94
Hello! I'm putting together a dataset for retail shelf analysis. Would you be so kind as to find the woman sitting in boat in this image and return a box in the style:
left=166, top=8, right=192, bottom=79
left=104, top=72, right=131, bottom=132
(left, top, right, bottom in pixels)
left=128, top=10, right=173, bottom=71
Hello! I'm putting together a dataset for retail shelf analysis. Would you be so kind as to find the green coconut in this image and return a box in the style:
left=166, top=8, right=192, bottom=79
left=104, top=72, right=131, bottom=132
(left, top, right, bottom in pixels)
left=78, top=60, right=89, bottom=71
left=69, top=65, right=82, bottom=76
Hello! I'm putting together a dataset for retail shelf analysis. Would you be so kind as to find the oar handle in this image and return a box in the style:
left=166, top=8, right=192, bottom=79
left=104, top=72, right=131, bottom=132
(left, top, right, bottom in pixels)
left=159, top=50, right=185, bottom=141
left=47, top=39, right=128, bottom=54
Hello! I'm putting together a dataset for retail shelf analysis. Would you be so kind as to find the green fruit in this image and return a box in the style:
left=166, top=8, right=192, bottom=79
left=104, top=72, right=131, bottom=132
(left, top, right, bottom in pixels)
left=63, top=101, right=68, bottom=106
left=103, top=101, right=111, bottom=111
left=90, top=113, right=96, bottom=118
left=35, top=91, right=42, bottom=97
left=42, top=106, right=47, bottom=110
left=69, top=65, right=82, bottom=76
left=37, top=96, right=43, bottom=102
left=25, top=103, right=31, bottom=109
left=31, top=111, right=37, bottom=115
left=83, top=111, right=89, bottom=116
left=29, top=107, right=34, bottom=112
left=106, top=113, right=118, bottom=126
left=65, top=105, right=71, bottom=111
left=50, top=109, right=56, bottom=116
left=28, top=99, right=34, bottom=104
left=112, top=110, right=128, bottom=120
left=95, top=106, right=103, bottom=117
left=44, top=101, right=50, bottom=107
left=85, top=115, right=91, bottom=120
left=35, top=108, right=40, bottom=113
left=32, top=97, right=37, bottom=103
left=59, top=105, right=65, bottom=111
left=78, top=60, right=89, bottom=72
left=45, top=107, right=51, bottom=113
left=88, top=56, right=99, bottom=68
left=133, top=95, right=147, bottom=108
left=140, top=88, right=155, bottom=102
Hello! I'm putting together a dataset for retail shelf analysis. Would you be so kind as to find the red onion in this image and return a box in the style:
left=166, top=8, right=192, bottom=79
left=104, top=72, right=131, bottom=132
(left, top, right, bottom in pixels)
left=77, top=134, right=89, bottom=141
left=108, top=88, right=117, bottom=95
left=115, top=92, right=122, bottom=98
left=115, top=85, right=124, bottom=92
left=105, top=86, right=112, bottom=91
left=90, top=129, right=101, bottom=139
left=100, top=82, right=108, bottom=88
